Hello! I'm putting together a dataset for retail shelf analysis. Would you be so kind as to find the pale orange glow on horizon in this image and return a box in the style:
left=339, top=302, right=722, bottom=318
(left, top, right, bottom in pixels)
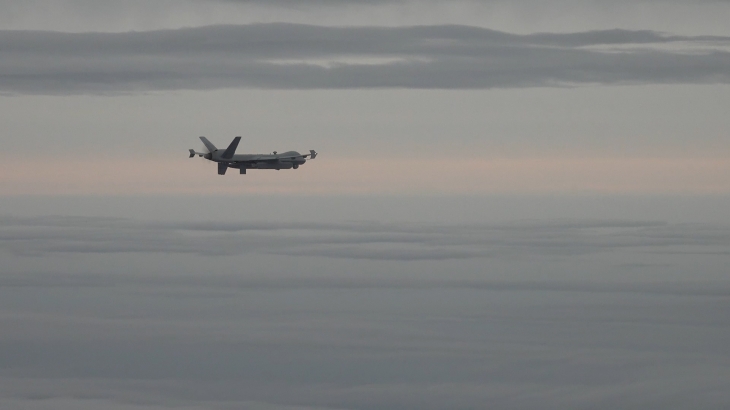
left=1, top=155, right=728, bottom=196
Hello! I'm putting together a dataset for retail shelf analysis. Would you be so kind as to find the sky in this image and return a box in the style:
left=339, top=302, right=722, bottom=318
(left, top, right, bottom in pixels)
left=1, top=1, right=729, bottom=409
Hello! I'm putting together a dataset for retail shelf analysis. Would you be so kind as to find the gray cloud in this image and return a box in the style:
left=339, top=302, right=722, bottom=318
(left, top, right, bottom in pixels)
left=1, top=24, right=729, bottom=94
left=2, top=213, right=730, bottom=409
left=218, top=0, right=400, bottom=4
left=3, top=269, right=730, bottom=298
left=214, top=0, right=730, bottom=5
left=2, top=215, right=729, bottom=261
left=1, top=271, right=729, bottom=409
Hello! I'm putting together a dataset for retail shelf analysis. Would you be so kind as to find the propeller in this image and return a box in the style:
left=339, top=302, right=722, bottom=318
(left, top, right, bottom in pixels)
left=188, top=144, right=213, bottom=160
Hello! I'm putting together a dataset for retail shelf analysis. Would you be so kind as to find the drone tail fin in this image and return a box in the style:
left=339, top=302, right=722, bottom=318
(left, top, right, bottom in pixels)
left=199, top=136, right=217, bottom=153
left=221, top=136, right=241, bottom=160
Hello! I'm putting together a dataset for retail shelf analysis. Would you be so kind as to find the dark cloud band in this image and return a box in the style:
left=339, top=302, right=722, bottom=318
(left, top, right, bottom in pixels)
left=1, top=24, right=729, bottom=94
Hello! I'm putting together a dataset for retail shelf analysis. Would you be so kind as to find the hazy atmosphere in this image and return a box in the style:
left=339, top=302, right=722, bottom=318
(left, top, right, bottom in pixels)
left=1, top=1, right=729, bottom=409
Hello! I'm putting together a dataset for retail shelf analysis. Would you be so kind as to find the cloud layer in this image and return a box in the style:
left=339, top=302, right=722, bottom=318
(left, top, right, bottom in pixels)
left=1, top=24, right=729, bottom=94
left=2, top=214, right=730, bottom=409
left=2, top=215, right=729, bottom=261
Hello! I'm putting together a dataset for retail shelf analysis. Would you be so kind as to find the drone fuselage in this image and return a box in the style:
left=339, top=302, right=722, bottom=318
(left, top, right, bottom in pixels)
left=189, top=137, right=316, bottom=175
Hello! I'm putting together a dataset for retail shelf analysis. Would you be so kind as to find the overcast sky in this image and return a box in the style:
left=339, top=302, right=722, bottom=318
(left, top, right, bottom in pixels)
left=1, top=0, right=730, bottom=194
left=1, top=1, right=729, bottom=409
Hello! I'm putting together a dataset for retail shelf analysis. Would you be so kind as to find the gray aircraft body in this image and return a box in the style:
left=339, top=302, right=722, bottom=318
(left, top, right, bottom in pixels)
left=189, top=136, right=317, bottom=175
